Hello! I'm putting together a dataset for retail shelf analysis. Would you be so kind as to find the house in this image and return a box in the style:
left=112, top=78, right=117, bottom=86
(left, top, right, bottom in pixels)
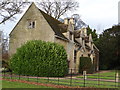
left=9, top=3, right=99, bottom=73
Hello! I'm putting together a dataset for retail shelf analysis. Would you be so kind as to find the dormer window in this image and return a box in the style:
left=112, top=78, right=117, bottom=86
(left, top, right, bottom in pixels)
left=27, top=21, right=35, bottom=29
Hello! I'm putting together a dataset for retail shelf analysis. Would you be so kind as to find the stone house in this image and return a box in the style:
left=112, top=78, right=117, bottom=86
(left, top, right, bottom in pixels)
left=9, top=3, right=99, bottom=73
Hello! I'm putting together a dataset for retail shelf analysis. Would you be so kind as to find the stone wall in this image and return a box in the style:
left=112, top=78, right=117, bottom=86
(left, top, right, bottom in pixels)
left=9, top=3, right=55, bottom=56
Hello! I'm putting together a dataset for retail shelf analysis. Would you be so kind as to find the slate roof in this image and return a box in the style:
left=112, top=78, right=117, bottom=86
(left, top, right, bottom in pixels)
left=9, top=3, right=68, bottom=41
left=39, top=9, right=68, bottom=41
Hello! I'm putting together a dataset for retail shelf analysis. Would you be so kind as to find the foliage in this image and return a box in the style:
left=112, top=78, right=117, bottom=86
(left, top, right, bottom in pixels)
left=10, top=40, right=68, bottom=77
left=79, top=57, right=94, bottom=74
left=97, top=25, right=120, bottom=70
left=86, top=26, right=98, bottom=44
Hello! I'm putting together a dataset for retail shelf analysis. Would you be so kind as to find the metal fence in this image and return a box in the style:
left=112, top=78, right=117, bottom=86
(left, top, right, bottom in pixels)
left=2, top=69, right=120, bottom=88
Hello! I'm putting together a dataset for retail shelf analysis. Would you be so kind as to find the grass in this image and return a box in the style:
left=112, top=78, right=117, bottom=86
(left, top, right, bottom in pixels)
left=77, top=70, right=118, bottom=80
left=3, top=75, right=118, bottom=88
left=2, top=70, right=119, bottom=88
left=2, top=80, right=52, bottom=88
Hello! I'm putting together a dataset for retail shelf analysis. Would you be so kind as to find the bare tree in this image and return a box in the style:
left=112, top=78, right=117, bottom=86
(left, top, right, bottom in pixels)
left=72, top=14, right=87, bottom=30
left=0, top=1, right=27, bottom=24
left=37, top=0, right=79, bottom=19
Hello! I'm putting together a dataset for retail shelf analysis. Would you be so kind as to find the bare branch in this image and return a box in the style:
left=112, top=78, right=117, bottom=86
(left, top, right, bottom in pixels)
left=37, top=0, right=79, bottom=19
left=0, top=1, right=28, bottom=24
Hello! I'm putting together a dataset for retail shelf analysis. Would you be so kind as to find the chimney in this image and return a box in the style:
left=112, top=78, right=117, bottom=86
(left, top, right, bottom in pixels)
left=64, top=18, right=68, bottom=24
left=69, top=18, right=75, bottom=25
left=83, top=28, right=87, bottom=37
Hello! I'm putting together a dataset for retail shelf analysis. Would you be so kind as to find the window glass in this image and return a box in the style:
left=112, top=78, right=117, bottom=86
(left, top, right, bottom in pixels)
left=28, top=21, right=35, bottom=29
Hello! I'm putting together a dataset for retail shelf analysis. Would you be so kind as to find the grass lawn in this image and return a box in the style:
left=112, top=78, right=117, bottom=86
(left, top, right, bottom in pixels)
left=2, top=70, right=119, bottom=88
left=2, top=80, right=52, bottom=88
left=77, top=70, right=119, bottom=80
left=3, top=76, right=118, bottom=88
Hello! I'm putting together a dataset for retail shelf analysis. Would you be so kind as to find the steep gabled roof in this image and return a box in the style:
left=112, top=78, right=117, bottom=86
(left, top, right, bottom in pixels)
left=9, top=3, right=68, bottom=41
left=39, top=9, right=68, bottom=41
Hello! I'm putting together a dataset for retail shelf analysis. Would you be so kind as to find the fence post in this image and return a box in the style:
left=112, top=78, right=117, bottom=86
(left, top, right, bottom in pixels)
left=115, top=70, right=119, bottom=88
left=19, top=73, right=20, bottom=80
left=58, top=70, right=59, bottom=85
left=27, top=75, right=29, bottom=81
left=10, top=71, right=12, bottom=79
left=98, top=71, right=100, bottom=87
left=37, top=68, right=39, bottom=83
left=3, top=71, right=5, bottom=78
left=83, top=71, right=86, bottom=87
left=70, top=69, right=72, bottom=86
left=48, top=76, right=49, bottom=83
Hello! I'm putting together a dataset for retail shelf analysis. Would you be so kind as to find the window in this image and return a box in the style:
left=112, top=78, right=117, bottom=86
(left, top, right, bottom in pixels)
left=74, top=50, right=77, bottom=63
left=28, top=21, right=35, bottom=29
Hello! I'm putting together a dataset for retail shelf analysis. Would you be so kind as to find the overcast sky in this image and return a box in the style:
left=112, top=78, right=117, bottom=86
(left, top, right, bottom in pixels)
left=0, top=0, right=119, bottom=36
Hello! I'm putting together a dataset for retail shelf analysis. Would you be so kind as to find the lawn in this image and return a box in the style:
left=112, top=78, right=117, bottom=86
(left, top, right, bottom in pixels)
left=77, top=70, right=119, bottom=80
left=2, top=70, right=119, bottom=88
left=2, top=80, right=52, bottom=88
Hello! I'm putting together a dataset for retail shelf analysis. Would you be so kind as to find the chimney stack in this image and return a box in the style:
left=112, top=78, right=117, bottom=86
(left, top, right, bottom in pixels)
left=69, top=18, right=75, bottom=25
left=64, top=18, right=68, bottom=24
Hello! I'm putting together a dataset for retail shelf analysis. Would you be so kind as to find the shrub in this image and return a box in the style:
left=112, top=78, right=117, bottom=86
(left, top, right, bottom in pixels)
left=79, top=57, right=94, bottom=74
left=10, top=40, right=68, bottom=77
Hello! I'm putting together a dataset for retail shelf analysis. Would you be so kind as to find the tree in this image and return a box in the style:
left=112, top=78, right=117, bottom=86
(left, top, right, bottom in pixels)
left=0, top=1, right=79, bottom=24
left=79, top=57, right=94, bottom=74
left=0, top=1, right=27, bottom=24
left=72, top=14, right=87, bottom=30
left=38, top=0, right=79, bottom=19
left=10, top=40, right=68, bottom=77
left=97, top=25, right=120, bottom=70
left=86, top=26, right=98, bottom=44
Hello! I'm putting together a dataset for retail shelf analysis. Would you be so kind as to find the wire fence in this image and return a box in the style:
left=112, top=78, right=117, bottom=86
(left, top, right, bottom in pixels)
left=1, top=69, right=120, bottom=88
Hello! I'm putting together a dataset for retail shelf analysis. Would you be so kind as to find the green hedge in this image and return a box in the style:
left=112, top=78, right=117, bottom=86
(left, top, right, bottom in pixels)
left=79, top=57, right=94, bottom=74
left=10, top=40, right=68, bottom=77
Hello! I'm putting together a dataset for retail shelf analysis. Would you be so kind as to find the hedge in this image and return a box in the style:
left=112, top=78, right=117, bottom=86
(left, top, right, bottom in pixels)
left=10, top=40, right=68, bottom=77
left=79, top=57, right=94, bottom=74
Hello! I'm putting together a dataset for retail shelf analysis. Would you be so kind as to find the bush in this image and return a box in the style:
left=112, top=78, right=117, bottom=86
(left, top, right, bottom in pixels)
left=79, top=57, right=94, bottom=74
left=10, top=40, right=68, bottom=77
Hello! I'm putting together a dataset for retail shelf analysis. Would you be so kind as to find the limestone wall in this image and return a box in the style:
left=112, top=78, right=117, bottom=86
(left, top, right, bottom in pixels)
left=9, top=3, right=55, bottom=56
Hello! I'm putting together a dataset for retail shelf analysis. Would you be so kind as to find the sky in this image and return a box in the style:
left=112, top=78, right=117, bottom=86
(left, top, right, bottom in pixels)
left=0, top=0, right=119, bottom=36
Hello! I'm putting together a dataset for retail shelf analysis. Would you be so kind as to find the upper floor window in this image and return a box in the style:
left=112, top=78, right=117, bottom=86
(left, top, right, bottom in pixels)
left=27, top=21, right=35, bottom=29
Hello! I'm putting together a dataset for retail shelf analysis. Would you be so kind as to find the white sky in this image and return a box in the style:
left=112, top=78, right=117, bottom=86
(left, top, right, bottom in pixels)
left=0, top=0, right=119, bottom=36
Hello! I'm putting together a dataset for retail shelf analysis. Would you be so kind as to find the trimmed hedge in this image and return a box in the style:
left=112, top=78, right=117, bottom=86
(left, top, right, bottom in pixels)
left=79, top=57, right=94, bottom=74
left=10, top=40, right=68, bottom=77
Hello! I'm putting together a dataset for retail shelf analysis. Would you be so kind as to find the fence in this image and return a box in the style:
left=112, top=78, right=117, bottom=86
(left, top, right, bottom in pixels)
left=1, top=69, right=120, bottom=88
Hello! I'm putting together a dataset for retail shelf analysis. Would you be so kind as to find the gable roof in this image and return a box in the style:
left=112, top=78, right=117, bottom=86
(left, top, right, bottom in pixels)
left=39, top=9, right=68, bottom=41
left=9, top=3, right=68, bottom=41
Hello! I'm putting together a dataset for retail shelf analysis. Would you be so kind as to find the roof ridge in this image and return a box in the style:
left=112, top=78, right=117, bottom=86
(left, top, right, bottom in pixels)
left=38, top=9, right=68, bottom=41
